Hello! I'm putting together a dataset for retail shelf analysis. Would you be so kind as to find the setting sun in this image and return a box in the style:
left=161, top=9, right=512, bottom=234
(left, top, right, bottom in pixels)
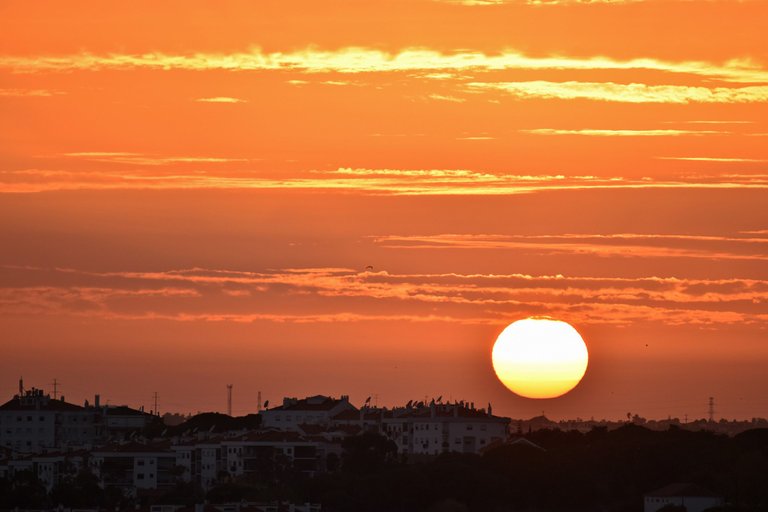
left=492, top=318, right=589, bottom=399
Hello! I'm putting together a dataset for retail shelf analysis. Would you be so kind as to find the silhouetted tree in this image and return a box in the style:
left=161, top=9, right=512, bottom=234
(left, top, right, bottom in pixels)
left=341, top=431, right=398, bottom=475
left=0, top=470, right=48, bottom=508
left=50, top=469, right=104, bottom=507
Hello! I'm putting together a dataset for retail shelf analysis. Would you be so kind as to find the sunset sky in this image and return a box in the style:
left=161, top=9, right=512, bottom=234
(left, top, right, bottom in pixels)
left=2, top=0, right=767, bottom=420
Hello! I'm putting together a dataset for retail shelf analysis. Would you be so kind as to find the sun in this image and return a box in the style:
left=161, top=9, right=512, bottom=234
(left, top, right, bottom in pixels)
left=491, top=318, right=588, bottom=399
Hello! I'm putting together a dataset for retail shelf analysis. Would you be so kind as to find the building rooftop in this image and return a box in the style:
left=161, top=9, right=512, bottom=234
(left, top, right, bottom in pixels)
left=233, top=430, right=308, bottom=443
left=105, top=405, right=152, bottom=417
left=93, top=442, right=173, bottom=454
left=0, top=395, right=85, bottom=413
left=269, top=395, right=352, bottom=412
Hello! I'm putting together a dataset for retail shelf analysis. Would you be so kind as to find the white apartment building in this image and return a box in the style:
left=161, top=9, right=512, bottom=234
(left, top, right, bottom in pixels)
left=260, top=395, right=356, bottom=431
left=388, top=403, right=508, bottom=455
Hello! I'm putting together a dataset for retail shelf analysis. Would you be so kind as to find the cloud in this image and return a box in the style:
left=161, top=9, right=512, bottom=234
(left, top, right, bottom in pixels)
left=665, top=120, right=755, bottom=125
left=439, top=0, right=754, bottom=5
left=194, top=96, right=247, bottom=103
left=373, top=233, right=768, bottom=261
left=468, top=81, right=768, bottom=104
left=0, top=88, right=63, bottom=97
left=3, top=167, right=768, bottom=194
left=657, top=156, right=768, bottom=163
left=3, top=265, right=768, bottom=328
left=441, top=0, right=647, bottom=4
left=2, top=48, right=767, bottom=84
left=521, top=128, right=729, bottom=136
left=428, top=94, right=467, bottom=103
left=62, top=152, right=249, bottom=166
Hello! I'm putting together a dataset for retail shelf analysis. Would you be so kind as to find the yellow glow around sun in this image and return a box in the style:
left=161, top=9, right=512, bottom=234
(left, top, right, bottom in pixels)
left=492, top=318, right=588, bottom=399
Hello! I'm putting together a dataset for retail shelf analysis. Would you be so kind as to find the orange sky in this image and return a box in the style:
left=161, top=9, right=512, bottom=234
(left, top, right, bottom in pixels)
left=1, top=0, right=767, bottom=420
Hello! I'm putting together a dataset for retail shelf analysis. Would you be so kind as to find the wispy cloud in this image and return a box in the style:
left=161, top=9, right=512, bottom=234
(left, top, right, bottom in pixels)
left=665, top=120, right=755, bottom=125
left=469, top=81, right=768, bottom=104
left=61, top=152, right=249, bottom=166
left=440, top=0, right=751, bottom=5
left=2, top=48, right=766, bottom=84
left=373, top=233, right=768, bottom=261
left=657, top=156, right=768, bottom=163
left=3, top=265, right=768, bottom=328
left=194, top=96, right=247, bottom=103
left=3, top=168, right=768, bottom=194
left=522, top=128, right=729, bottom=136
left=428, top=94, right=467, bottom=103
left=0, top=88, right=63, bottom=97
left=441, top=0, right=647, bottom=5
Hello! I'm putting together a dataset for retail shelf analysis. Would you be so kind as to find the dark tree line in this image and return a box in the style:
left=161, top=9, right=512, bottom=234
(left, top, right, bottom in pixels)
left=297, top=427, right=768, bottom=512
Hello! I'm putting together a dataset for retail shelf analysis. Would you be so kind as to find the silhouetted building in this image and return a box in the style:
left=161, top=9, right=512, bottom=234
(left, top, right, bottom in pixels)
left=90, top=443, right=176, bottom=497
left=223, top=430, right=328, bottom=481
left=0, top=387, right=101, bottom=453
left=644, top=483, right=723, bottom=512
left=103, top=404, right=155, bottom=434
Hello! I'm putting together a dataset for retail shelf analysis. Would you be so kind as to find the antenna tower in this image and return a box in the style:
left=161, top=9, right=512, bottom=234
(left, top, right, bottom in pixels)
left=227, top=384, right=233, bottom=416
left=257, top=391, right=262, bottom=412
left=708, top=396, right=715, bottom=422
left=52, top=378, right=59, bottom=400
left=153, top=392, right=159, bottom=416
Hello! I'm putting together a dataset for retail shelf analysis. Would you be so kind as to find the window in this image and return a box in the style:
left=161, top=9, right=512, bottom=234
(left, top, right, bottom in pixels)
left=137, top=473, right=144, bottom=480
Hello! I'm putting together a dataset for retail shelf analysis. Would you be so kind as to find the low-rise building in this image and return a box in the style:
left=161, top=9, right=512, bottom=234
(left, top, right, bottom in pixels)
left=91, top=443, right=177, bottom=496
left=103, top=404, right=156, bottom=437
left=222, top=430, right=328, bottom=482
